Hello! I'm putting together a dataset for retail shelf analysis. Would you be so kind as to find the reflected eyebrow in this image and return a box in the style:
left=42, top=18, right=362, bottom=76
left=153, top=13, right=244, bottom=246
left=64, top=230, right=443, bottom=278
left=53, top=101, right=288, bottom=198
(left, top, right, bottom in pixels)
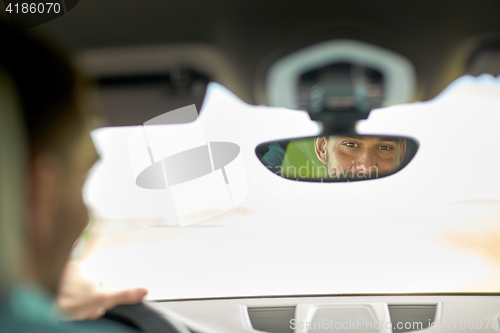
left=333, top=136, right=401, bottom=143
left=380, top=137, right=401, bottom=143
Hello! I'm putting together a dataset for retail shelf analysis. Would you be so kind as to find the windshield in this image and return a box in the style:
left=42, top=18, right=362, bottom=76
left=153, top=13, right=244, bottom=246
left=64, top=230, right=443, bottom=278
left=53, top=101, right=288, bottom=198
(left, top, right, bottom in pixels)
left=80, top=74, right=500, bottom=300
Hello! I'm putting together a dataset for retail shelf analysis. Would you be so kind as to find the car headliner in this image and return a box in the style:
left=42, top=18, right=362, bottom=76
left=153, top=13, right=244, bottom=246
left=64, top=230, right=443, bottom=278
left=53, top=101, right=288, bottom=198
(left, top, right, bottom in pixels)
left=21, top=0, right=500, bottom=122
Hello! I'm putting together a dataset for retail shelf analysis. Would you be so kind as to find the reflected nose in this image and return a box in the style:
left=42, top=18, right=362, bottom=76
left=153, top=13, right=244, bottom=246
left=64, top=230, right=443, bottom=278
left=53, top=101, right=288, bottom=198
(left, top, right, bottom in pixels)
left=356, top=151, right=377, bottom=174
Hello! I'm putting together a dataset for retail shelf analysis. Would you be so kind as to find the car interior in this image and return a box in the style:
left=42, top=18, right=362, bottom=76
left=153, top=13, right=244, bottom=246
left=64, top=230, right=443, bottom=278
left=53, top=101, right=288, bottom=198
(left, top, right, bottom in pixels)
left=3, top=0, right=500, bottom=332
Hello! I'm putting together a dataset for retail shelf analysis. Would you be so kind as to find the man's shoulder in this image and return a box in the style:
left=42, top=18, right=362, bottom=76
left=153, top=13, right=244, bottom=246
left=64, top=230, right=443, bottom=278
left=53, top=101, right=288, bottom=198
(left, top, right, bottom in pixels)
left=0, top=285, right=134, bottom=333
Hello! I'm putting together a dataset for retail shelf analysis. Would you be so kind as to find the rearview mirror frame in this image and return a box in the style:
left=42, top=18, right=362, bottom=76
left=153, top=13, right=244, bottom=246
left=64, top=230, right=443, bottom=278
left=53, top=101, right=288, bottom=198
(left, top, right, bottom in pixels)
left=255, top=133, right=419, bottom=183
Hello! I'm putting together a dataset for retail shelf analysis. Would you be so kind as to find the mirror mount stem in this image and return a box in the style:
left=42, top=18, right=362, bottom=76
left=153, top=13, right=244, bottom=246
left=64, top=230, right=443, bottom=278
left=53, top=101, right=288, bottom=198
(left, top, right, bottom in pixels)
left=312, top=109, right=370, bottom=136
left=319, top=122, right=357, bottom=136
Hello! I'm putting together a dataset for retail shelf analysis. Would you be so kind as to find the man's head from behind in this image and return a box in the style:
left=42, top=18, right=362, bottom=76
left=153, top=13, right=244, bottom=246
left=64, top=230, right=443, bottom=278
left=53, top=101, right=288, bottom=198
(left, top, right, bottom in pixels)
left=0, top=24, right=98, bottom=295
left=314, top=135, right=406, bottom=179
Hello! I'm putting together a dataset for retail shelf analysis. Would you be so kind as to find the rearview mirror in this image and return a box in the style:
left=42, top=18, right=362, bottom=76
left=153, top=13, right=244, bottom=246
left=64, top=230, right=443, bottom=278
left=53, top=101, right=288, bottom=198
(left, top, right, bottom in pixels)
left=256, top=135, right=418, bottom=182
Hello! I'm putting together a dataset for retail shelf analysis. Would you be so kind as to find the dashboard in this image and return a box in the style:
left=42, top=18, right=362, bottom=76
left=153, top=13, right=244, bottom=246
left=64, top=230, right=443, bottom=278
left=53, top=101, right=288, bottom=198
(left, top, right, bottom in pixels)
left=148, top=294, right=500, bottom=333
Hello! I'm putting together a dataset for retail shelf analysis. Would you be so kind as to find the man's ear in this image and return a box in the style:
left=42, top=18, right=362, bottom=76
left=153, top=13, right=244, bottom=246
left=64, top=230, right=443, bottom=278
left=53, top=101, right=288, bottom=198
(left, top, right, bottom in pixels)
left=315, top=136, right=328, bottom=164
left=28, top=154, right=61, bottom=253
left=400, top=139, right=407, bottom=163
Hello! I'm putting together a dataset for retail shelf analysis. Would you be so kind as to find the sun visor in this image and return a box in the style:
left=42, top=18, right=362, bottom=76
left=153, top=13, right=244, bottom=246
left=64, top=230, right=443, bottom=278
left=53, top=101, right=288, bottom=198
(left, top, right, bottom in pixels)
left=74, top=45, right=232, bottom=126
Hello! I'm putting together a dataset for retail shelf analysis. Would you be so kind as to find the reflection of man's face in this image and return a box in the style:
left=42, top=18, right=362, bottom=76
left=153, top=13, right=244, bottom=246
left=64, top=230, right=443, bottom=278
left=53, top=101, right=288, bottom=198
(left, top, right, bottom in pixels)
left=315, top=136, right=407, bottom=179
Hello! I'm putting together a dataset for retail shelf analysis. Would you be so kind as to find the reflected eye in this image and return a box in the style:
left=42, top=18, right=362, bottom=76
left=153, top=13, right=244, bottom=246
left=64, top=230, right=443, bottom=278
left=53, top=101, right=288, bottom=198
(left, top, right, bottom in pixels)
left=343, top=142, right=359, bottom=148
left=378, top=145, right=394, bottom=150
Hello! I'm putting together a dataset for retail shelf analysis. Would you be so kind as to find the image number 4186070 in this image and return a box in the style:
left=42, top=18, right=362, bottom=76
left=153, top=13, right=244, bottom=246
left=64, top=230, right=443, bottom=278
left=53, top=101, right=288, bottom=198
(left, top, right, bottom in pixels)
left=5, top=2, right=61, bottom=14
left=3, top=1, right=80, bottom=30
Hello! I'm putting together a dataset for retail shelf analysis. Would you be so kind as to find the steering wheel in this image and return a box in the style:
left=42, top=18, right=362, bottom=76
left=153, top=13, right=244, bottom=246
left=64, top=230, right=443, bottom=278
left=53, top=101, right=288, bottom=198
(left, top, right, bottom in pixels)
left=102, top=303, right=190, bottom=333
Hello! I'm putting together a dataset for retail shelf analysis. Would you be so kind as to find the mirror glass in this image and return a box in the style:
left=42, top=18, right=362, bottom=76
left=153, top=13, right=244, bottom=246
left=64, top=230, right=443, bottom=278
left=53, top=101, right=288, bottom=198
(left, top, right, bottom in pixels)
left=256, top=135, right=418, bottom=182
